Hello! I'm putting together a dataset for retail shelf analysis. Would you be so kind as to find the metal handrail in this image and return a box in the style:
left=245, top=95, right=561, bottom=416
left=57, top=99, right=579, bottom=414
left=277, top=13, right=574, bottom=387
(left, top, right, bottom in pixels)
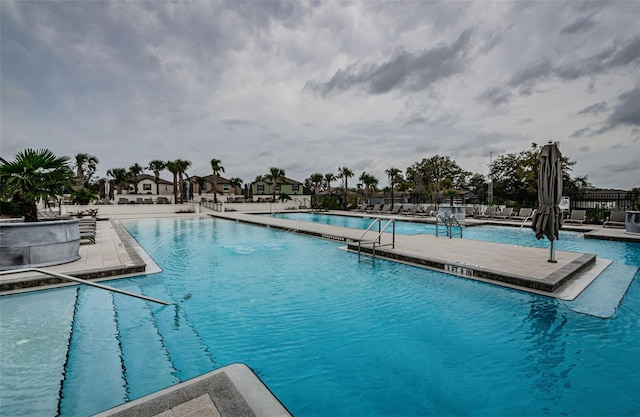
left=0, top=268, right=171, bottom=305
left=358, top=218, right=396, bottom=259
left=436, top=213, right=463, bottom=238
left=269, top=202, right=279, bottom=214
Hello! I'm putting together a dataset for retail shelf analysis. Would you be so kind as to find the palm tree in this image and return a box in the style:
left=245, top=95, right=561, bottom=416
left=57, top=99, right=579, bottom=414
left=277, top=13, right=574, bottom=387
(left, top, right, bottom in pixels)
left=129, top=163, right=144, bottom=194
left=74, top=153, right=99, bottom=189
left=194, top=176, right=207, bottom=195
left=358, top=172, right=378, bottom=204
left=174, top=159, right=191, bottom=203
left=338, top=166, right=354, bottom=209
left=265, top=167, right=286, bottom=201
left=165, top=160, right=179, bottom=204
left=106, top=168, right=128, bottom=195
left=147, top=160, right=166, bottom=195
left=210, top=158, right=225, bottom=203
left=1, top=149, right=75, bottom=221
left=324, top=172, right=335, bottom=193
left=308, top=173, right=324, bottom=195
left=385, top=167, right=402, bottom=209
left=229, top=177, right=243, bottom=196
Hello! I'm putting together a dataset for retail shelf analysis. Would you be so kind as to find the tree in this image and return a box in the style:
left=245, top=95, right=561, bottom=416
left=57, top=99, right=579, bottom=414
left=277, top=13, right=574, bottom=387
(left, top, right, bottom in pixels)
left=407, top=155, right=466, bottom=204
left=358, top=172, right=378, bottom=204
left=194, top=176, right=207, bottom=195
left=229, top=177, right=243, bottom=196
left=210, top=158, right=225, bottom=203
left=338, top=166, right=354, bottom=209
left=306, top=173, right=324, bottom=195
left=385, top=167, right=402, bottom=209
left=490, top=143, right=577, bottom=206
left=129, top=163, right=144, bottom=194
left=74, top=153, right=99, bottom=189
left=324, top=172, right=336, bottom=193
left=174, top=159, right=191, bottom=203
left=106, top=168, right=128, bottom=195
left=147, top=160, right=166, bottom=195
left=265, top=167, right=286, bottom=201
left=165, top=160, right=179, bottom=204
left=0, top=149, right=75, bottom=221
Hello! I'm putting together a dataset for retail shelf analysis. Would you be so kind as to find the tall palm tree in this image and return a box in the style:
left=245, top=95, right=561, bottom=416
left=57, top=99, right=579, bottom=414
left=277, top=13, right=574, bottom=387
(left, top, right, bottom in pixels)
left=194, top=176, right=207, bottom=195
left=1, top=149, right=75, bottom=221
left=385, top=167, right=402, bottom=209
left=265, top=167, right=286, bottom=201
left=358, top=172, right=378, bottom=204
left=229, top=177, right=243, bottom=196
left=74, top=153, right=99, bottom=189
left=210, top=158, right=225, bottom=203
left=174, top=159, right=191, bottom=203
left=129, top=163, right=144, bottom=194
left=165, top=160, right=179, bottom=204
left=309, top=173, right=324, bottom=195
left=106, top=168, right=128, bottom=195
left=324, top=172, right=335, bottom=193
left=147, top=159, right=166, bottom=195
left=338, top=166, right=354, bottom=209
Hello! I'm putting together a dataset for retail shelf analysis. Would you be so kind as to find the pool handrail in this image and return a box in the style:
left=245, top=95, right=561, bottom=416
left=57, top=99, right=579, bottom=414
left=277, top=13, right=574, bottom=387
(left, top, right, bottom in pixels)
left=0, top=267, right=172, bottom=305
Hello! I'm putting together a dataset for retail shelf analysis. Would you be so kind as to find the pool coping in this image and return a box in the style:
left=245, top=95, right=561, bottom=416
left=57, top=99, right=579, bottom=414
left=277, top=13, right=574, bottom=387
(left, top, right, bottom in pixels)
left=92, top=363, right=292, bottom=417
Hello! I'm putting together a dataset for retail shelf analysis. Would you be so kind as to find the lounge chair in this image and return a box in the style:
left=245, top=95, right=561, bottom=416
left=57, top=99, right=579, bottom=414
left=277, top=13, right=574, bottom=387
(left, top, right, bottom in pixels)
left=374, top=204, right=391, bottom=213
left=477, top=206, right=497, bottom=219
left=493, top=207, right=513, bottom=220
left=118, top=197, right=129, bottom=204
left=401, top=206, right=418, bottom=216
left=563, top=209, right=587, bottom=225
left=603, top=210, right=626, bottom=228
left=351, top=203, right=368, bottom=212
left=388, top=205, right=403, bottom=215
left=510, top=208, right=533, bottom=221
left=365, top=204, right=381, bottom=213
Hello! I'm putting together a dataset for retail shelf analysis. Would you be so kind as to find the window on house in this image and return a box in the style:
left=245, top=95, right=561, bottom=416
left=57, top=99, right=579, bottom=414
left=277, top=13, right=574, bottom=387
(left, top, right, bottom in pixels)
left=292, top=184, right=299, bottom=192
left=143, top=184, right=152, bottom=191
left=223, top=184, right=230, bottom=191
left=258, top=184, right=264, bottom=192
left=276, top=184, right=281, bottom=191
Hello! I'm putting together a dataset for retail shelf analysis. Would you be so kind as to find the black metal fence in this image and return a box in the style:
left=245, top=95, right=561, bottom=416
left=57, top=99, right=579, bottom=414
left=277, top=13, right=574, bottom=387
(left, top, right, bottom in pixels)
left=568, top=190, right=639, bottom=223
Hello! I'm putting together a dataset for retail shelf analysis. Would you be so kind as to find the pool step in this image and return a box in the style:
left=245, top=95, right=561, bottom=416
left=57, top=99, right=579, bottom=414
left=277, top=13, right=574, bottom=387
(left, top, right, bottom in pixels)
left=140, top=279, right=219, bottom=380
left=0, top=287, right=77, bottom=417
left=113, top=281, right=179, bottom=400
left=59, top=287, right=127, bottom=416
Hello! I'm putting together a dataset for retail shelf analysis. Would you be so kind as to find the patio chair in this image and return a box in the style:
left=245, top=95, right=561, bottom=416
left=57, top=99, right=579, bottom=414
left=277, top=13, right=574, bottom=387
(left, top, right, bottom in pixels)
left=388, top=205, right=403, bottom=215
left=365, top=204, right=381, bottom=213
left=477, top=206, right=497, bottom=219
left=563, top=209, right=587, bottom=225
left=374, top=204, right=391, bottom=213
left=510, top=208, right=533, bottom=221
left=493, top=207, right=513, bottom=220
left=603, top=210, right=626, bottom=228
left=401, top=206, right=418, bottom=216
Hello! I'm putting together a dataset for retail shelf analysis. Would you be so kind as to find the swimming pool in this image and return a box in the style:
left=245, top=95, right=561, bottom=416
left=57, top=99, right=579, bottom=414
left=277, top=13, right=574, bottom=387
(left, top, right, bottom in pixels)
left=1, top=217, right=639, bottom=416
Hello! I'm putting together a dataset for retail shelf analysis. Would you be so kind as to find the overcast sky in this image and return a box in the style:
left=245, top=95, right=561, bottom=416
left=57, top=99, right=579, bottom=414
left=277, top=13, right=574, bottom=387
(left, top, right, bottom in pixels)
left=2, top=1, right=639, bottom=190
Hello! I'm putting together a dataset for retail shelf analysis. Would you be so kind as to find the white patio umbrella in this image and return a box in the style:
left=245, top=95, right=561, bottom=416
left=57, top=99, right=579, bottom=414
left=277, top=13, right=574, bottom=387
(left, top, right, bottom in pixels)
left=531, top=142, right=563, bottom=263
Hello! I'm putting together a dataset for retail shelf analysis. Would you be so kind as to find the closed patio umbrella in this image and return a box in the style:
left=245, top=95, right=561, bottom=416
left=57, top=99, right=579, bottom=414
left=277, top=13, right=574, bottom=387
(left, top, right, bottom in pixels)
left=531, top=142, right=563, bottom=263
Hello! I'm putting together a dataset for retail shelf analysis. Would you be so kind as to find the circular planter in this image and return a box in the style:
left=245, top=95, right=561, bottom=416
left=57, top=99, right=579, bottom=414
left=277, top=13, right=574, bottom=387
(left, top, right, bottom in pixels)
left=0, top=219, right=80, bottom=270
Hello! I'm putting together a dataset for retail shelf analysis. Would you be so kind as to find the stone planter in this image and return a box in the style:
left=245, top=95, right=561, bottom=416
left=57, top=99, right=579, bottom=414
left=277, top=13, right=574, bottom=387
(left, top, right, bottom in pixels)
left=625, top=211, right=640, bottom=235
left=0, top=219, right=80, bottom=270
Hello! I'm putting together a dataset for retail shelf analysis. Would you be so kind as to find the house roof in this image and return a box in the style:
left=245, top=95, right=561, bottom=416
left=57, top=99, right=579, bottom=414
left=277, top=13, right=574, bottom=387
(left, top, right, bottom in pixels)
left=200, top=174, right=233, bottom=184
left=135, top=173, right=173, bottom=185
left=253, top=176, right=303, bottom=186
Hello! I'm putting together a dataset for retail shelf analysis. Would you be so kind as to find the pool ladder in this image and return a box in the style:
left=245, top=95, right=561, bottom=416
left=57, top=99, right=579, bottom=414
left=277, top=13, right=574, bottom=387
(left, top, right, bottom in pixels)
left=357, top=218, right=396, bottom=262
left=0, top=268, right=171, bottom=305
left=435, top=213, right=463, bottom=238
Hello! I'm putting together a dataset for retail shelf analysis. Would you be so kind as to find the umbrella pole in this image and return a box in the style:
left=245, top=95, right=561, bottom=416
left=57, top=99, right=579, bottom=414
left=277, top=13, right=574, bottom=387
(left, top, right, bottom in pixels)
left=548, top=240, right=557, bottom=263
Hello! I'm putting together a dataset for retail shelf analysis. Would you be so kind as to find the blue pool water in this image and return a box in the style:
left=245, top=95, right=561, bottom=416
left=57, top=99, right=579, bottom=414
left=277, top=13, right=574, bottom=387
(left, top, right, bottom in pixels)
left=1, top=217, right=639, bottom=416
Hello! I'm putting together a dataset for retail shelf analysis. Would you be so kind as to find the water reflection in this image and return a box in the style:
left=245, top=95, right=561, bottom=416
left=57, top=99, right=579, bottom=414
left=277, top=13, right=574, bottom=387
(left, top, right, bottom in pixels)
left=522, top=297, right=571, bottom=397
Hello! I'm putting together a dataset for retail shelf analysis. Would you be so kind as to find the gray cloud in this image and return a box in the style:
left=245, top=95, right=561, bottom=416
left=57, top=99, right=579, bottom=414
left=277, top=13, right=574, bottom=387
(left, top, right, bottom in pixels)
left=305, top=30, right=473, bottom=97
left=606, top=85, right=640, bottom=128
left=560, top=16, right=597, bottom=35
left=480, top=36, right=640, bottom=107
left=577, top=101, right=608, bottom=116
